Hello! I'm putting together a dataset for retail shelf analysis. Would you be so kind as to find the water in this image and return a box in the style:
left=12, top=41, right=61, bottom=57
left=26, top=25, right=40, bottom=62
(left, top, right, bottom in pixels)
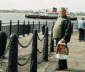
left=0, top=13, right=25, bottom=23
left=0, top=13, right=78, bottom=29
left=0, top=13, right=55, bottom=23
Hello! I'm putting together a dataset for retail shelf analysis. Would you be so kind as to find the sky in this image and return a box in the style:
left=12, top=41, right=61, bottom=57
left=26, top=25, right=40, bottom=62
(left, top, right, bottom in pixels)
left=0, top=0, right=85, bottom=12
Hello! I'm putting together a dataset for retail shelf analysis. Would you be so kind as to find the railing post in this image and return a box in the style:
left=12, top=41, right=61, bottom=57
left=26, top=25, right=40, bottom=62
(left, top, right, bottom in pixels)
left=0, top=20, right=2, bottom=31
left=8, top=34, right=18, bottom=72
left=9, top=20, right=12, bottom=35
left=50, top=21, right=55, bottom=52
left=42, top=24, right=45, bottom=35
left=27, top=21, right=30, bottom=35
left=0, top=31, right=7, bottom=58
left=17, top=20, right=19, bottom=36
left=23, top=20, right=25, bottom=36
left=43, top=27, right=48, bottom=61
left=38, top=21, right=40, bottom=32
left=30, top=30, right=37, bottom=72
left=32, top=21, right=34, bottom=33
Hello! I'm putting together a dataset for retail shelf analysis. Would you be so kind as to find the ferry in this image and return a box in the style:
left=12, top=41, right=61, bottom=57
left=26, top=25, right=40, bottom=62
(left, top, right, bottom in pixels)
left=25, top=7, right=77, bottom=20
left=25, top=12, right=77, bottom=20
left=25, top=12, right=58, bottom=19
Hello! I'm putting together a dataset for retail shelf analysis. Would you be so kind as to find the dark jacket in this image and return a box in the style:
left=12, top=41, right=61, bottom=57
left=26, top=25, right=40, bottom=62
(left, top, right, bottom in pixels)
left=61, top=17, right=73, bottom=43
left=52, top=16, right=73, bottom=43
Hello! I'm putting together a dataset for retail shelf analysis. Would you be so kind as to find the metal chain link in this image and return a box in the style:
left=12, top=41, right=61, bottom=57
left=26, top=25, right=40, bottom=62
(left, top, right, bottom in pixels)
left=18, top=54, right=31, bottom=66
left=37, top=33, right=45, bottom=41
left=37, top=33, right=45, bottom=54
left=18, top=36, right=33, bottom=48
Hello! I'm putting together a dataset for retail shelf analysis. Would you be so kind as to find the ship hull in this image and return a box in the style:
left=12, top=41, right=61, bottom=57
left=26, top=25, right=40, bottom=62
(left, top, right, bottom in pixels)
left=25, top=14, right=58, bottom=19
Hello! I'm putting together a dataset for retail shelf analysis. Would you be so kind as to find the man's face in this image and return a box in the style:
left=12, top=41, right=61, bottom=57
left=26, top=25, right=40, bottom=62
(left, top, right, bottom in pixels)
left=59, top=9, right=66, bottom=17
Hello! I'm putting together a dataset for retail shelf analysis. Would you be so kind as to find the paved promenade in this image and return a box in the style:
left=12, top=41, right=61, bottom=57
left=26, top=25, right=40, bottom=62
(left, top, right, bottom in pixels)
left=1, top=31, right=85, bottom=72
left=37, top=31, right=85, bottom=72
left=15, top=31, right=85, bottom=72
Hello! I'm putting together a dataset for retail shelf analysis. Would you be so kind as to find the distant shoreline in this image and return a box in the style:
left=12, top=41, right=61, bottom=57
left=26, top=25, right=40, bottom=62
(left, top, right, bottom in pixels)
left=0, top=12, right=26, bottom=13
left=0, top=12, right=28, bottom=13
left=0, top=10, right=30, bottom=13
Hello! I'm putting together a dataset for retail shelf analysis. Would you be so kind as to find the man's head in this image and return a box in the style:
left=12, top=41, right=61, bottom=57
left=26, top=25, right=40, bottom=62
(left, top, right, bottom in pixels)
left=59, top=7, right=67, bottom=17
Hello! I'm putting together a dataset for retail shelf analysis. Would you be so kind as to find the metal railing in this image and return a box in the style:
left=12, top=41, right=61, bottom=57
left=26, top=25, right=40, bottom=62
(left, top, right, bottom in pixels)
left=0, top=25, right=50, bottom=72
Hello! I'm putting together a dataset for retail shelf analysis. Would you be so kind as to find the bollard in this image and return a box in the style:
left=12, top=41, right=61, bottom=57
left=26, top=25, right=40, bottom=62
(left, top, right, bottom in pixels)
left=50, top=37, right=54, bottom=52
left=50, top=22, right=55, bottom=52
left=8, top=34, right=18, bottom=72
left=30, top=30, right=37, bottom=72
left=0, top=20, right=2, bottom=31
left=0, top=31, right=7, bottom=58
left=43, top=27, right=48, bottom=61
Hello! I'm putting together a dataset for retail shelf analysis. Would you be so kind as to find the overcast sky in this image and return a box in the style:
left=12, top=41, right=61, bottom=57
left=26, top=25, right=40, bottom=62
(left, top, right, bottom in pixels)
left=0, top=0, right=85, bottom=12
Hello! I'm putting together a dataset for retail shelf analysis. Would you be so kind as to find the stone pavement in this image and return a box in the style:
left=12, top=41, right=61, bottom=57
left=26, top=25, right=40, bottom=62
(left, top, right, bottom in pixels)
left=38, top=31, right=85, bottom=72
left=1, top=31, right=85, bottom=72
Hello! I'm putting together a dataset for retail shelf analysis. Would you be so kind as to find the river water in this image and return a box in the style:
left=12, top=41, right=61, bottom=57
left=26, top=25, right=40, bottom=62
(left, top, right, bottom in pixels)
left=0, top=13, right=78, bottom=29
left=0, top=13, right=55, bottom=23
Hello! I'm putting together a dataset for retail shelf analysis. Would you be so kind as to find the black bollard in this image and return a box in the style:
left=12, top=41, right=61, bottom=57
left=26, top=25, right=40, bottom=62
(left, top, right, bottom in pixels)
left=0, top=31, right=7, bottom=58
left=50, top=22, right=55, bottom=52
left=8, top=34, right=18, bottom=72
left=43, top=27, right=48, bottom=61
left=50, top=37, right=54, bottom=52
left=30, top=30, right=37, bottom=72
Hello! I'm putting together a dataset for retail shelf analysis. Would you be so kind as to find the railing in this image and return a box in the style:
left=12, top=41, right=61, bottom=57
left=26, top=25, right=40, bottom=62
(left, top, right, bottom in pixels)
left=0, top=19, right=78, bottom=37
left=0, top=26, right=50, bottom=72
left=0, top=20, right=53, bottom=37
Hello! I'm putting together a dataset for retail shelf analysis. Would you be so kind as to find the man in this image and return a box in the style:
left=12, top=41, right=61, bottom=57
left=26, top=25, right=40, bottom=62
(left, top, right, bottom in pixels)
left=53, top=7, right=73, bottom=70
left=78, top=18, right=85, bottom=41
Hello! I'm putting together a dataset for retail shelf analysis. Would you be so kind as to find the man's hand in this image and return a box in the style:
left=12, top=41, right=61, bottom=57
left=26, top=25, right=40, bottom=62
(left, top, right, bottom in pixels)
left=59, top=39, right=65, bottom=43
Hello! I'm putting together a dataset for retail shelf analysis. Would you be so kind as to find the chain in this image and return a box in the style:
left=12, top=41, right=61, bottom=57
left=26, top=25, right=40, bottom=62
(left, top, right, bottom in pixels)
left=18, top=36, right=33, bottom=48
left=18, top=54, right=31, bottom=66
left=37, top=34, right=45, bottom=41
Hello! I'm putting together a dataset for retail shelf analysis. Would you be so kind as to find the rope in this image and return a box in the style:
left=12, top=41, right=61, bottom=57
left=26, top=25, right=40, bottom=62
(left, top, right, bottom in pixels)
left=18, top=54, right=31, bottom=66
left=18, top=36, right=33, bottom=48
